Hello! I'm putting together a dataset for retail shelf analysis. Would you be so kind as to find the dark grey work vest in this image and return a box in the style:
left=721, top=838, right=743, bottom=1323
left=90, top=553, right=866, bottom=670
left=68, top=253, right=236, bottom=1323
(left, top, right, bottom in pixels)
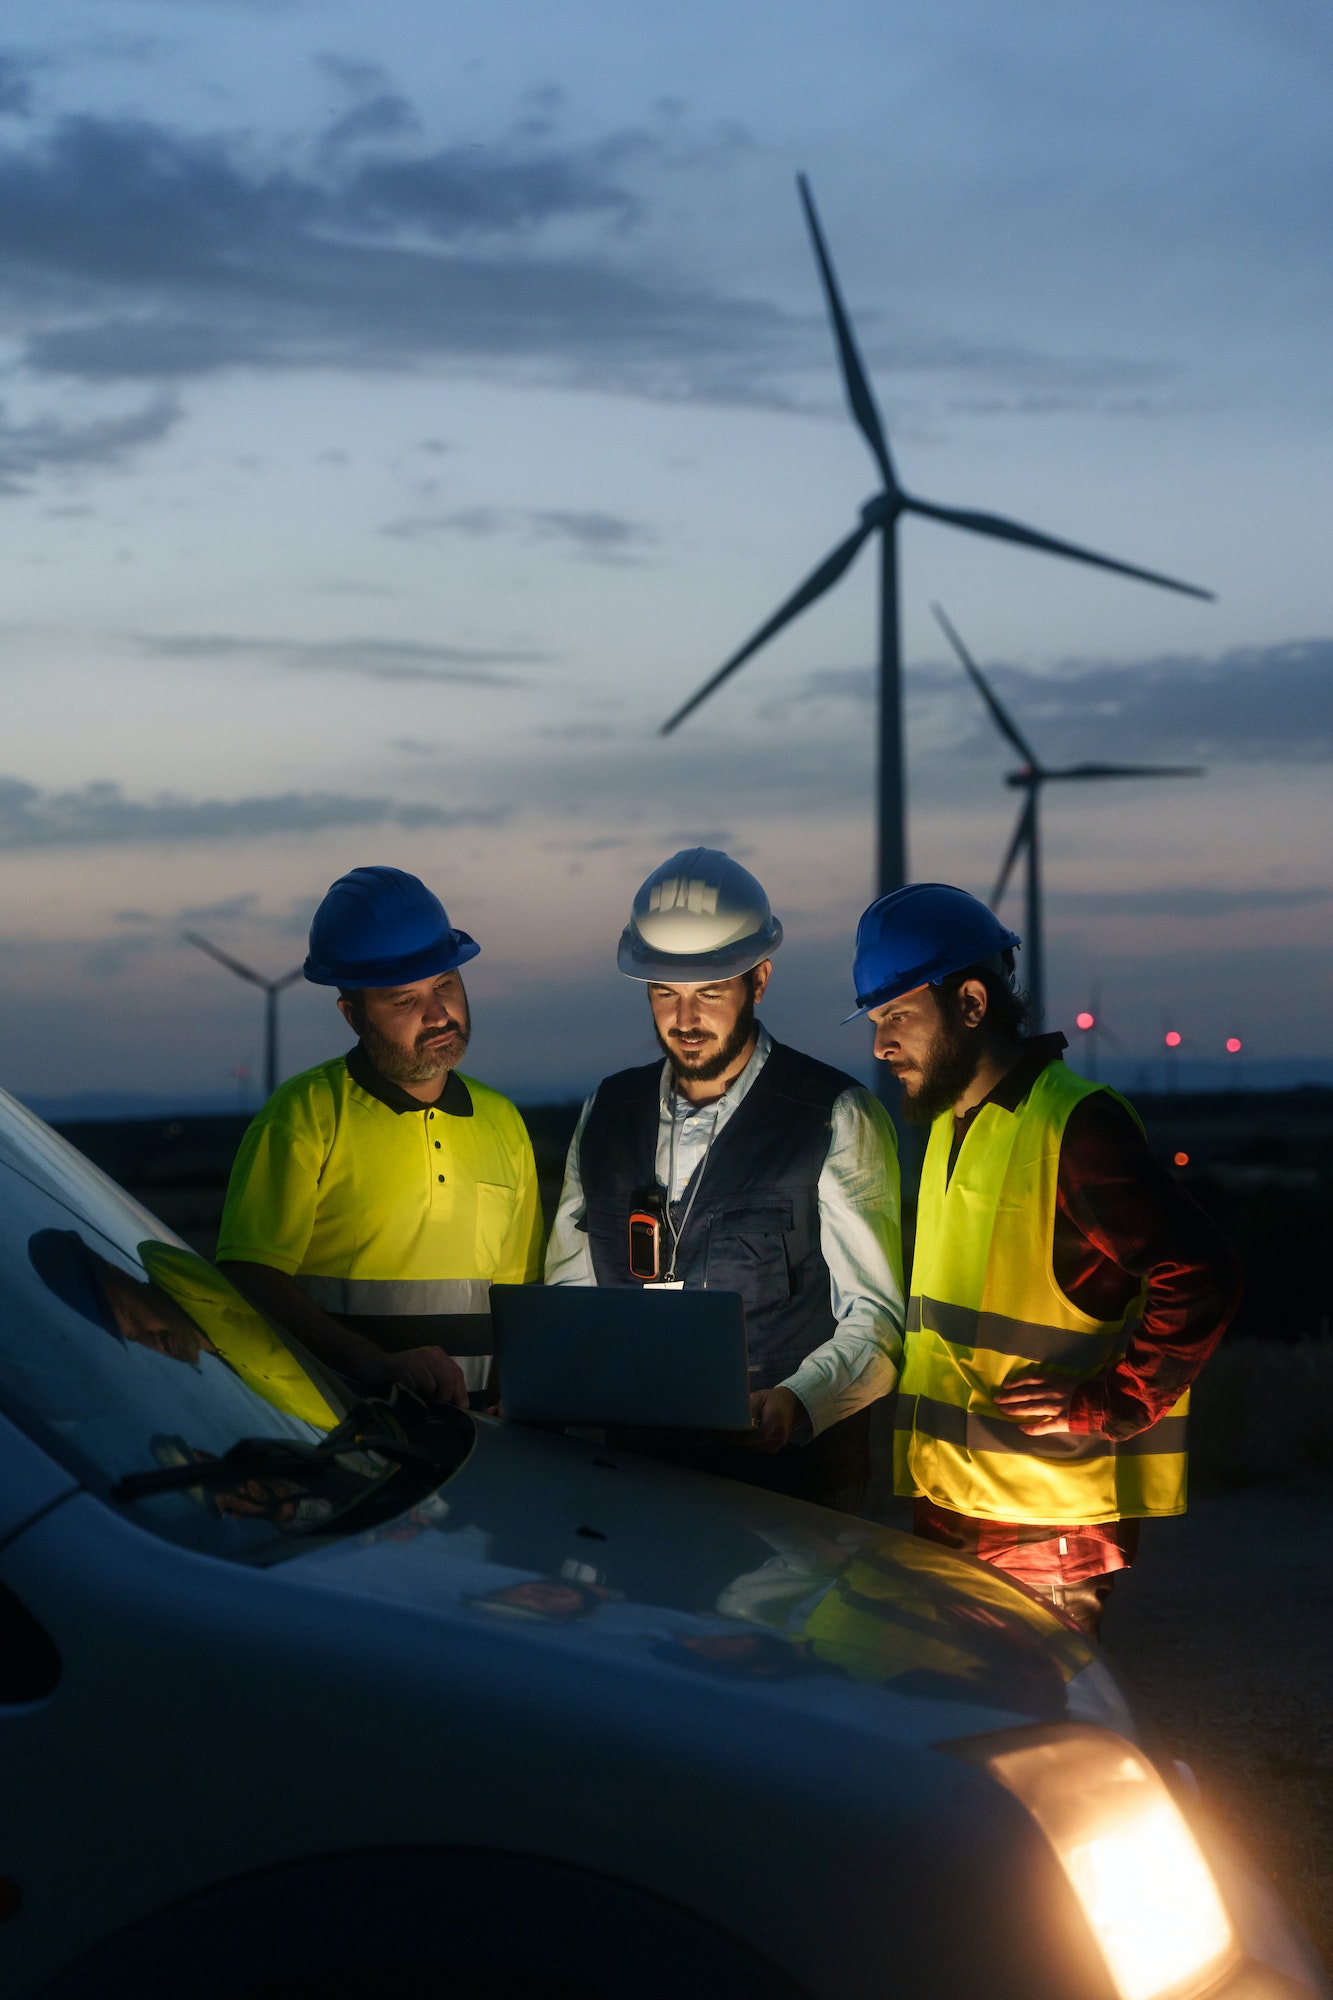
left=578, top=1040, right=855, bottom=1391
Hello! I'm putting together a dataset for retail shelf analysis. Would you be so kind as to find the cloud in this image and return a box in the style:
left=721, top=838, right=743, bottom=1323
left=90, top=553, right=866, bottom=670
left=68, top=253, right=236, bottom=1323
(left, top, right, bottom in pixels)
left=313, top=54, right=420, bottom=154
left=0, top=56, right=32, bottom=119
left=379, top=505, right=657, bottom=562
left=0, top=109, right=792, bottom=402
left=346, top=135, right=644, bottom=237
left=473, top=719, right=874, bottom=825
left=80, top=931, right=156, bottom=978
left=0, top=395, right=178, bottom=493
left=531, top=509, right=656, bottom=559
left=1047, top=883, right=1333, bottom=919
left=788, top=639, right=1333, bottom=765
left=0, top=776, right=507, bottom=850
left=535, top=720, right=621, bottom=740
left=1012, top=640, right=1333, bottom=764
left=129, top=630, right=541, bottom=683
left=176, top=892, right=260, bottom=923
left=0, top=78, right=1209, bottom=471
left=113, top=889, right=317, bottom=944
left=0, top=101, right=1147, bottom=425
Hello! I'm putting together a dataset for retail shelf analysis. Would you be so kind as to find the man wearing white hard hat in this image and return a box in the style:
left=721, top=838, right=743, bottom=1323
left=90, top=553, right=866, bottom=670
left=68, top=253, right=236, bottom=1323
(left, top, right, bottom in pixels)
left=545, top=849, right=904, bottom=1511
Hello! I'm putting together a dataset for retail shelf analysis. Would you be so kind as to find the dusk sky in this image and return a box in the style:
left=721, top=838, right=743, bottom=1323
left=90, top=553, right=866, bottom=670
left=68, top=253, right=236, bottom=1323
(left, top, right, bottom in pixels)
left=0, top=0, right=1329, bottom=1111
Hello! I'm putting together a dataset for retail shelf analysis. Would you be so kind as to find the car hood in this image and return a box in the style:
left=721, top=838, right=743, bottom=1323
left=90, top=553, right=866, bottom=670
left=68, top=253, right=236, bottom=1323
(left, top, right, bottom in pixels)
left=281, top=1415, right=1136, bottom=1743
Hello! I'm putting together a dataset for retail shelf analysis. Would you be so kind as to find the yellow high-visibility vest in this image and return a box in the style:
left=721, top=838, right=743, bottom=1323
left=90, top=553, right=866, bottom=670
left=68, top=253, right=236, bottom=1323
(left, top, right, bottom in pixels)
left=800, top=1541, right=1090, bottom=1691
left=894, top=1061, right=1187, bottom=1524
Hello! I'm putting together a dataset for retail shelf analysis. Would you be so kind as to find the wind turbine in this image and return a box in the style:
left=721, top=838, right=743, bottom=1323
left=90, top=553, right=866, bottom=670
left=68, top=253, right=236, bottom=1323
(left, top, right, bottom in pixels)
left=1073, top=985, right=1124, bottom=1083
left=185, top=933, right=303, bottom=1100
left=931, top=602, right=1203, bottom=1027
left=661, top=175, right=1213, bottom=898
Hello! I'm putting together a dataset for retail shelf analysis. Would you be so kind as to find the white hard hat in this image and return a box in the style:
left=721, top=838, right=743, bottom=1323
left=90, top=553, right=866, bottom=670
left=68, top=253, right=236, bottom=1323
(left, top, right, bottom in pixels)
left=617, top=848, right=783, bottom=983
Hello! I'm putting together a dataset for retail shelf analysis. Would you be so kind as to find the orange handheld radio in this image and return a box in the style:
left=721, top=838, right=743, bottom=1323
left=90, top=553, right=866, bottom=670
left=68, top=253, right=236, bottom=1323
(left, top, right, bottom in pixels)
left=628, top=1210, right=663, bottom=1282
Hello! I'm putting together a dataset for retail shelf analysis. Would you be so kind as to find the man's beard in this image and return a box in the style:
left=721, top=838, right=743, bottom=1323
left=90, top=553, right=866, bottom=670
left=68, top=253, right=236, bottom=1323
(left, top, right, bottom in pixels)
left=361, top=1009, right=470, bottom=1086
left=898, top=1004, right=981, bottom=1125
left=656, top=993, right=756, bottom=1084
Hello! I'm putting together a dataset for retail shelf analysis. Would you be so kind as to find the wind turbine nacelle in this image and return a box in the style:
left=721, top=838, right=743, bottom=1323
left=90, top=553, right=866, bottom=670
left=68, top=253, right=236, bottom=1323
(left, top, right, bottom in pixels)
left=859, top=492, right=897, bottom=527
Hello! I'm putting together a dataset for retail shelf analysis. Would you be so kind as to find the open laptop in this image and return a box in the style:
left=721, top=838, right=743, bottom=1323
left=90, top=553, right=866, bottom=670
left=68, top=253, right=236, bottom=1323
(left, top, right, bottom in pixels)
left=488, top=1284, right=753, bottom=1431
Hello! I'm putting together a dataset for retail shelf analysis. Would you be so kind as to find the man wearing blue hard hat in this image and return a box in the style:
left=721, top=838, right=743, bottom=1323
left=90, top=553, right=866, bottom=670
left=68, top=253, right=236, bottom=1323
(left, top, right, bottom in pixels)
left=847, top=883, right=1242, bottom=1633
left=216, top=867, right=542, bottom=1407
left=546, top=848, right=905, bottom=1511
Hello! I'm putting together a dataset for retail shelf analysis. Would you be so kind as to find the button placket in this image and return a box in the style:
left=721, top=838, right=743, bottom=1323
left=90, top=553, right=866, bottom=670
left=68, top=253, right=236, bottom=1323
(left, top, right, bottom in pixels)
left=425, top=1110, right=445, bottom=1193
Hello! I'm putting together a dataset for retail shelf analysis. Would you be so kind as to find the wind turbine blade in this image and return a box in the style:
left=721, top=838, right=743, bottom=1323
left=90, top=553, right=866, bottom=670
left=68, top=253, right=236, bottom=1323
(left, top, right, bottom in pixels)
left=1044, top=762, right=1204, bottom=781
left=930, top=601, right=1039, bottom=766
left=184, top=931, right=265, bottom=987
left=906, top=497, right=1214, bottom=601
left=274, top=967, right=306, bottom=992
left=991, top=796, right=1033, bottom=909
left=660, top=517, right=875, bottom=735
left=1099, top=1020, right=1126, bottom=1051
left=797, top=174, right=897, bottom=492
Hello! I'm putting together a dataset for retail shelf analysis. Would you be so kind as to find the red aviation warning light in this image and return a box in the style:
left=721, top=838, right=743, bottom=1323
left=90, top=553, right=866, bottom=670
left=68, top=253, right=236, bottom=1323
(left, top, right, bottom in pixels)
left=1164, top=1030, right=1183, bottom=1049
left=1225, top=1037, right=1242, bottom=1055
left=1076, top=1011, right=1095, bottom=1032
left=1174, top=1152, right=1190, bottom=1167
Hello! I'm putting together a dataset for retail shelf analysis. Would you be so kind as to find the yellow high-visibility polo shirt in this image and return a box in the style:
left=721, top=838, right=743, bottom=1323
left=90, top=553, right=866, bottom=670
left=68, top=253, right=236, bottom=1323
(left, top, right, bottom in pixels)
left=216, top=1047, right=542, bottom=1376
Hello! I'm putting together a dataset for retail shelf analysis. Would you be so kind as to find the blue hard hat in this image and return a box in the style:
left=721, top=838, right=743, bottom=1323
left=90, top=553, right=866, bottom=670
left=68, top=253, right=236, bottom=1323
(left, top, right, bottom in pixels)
left=304, top=866, right=480, bottom=989
left=843, top=883, right=1020, bottom=1022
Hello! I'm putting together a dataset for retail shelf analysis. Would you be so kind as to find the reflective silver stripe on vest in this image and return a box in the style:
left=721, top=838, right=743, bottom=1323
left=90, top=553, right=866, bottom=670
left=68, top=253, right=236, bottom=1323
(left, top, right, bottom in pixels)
left=297, top=1276, right=492, bottom=1317
left=906, top=1294, right=1126, bottom=1366
left=895, top=1392, right=1187, bottom=1462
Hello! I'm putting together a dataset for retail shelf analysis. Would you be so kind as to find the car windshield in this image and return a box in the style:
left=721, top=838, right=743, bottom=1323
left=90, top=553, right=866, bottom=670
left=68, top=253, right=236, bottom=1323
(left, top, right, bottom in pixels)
left=0, top=1087, right=465, bottom=1560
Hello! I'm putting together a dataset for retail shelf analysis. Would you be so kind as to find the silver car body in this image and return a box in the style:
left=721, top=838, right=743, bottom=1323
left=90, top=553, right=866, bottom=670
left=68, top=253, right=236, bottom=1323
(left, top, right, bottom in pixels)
left=0, top=1087, right=1324, bottom=2000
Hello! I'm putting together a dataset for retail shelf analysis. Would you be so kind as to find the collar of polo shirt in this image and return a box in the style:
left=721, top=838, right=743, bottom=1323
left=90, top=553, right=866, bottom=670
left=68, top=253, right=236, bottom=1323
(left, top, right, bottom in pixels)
left=345, top=1042, right=475, bottom=1118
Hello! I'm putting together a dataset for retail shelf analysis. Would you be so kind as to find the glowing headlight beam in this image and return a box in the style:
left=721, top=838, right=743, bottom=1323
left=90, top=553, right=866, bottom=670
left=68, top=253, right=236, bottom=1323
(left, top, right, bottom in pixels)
left=948, top=1724, right=1237, bottom=2000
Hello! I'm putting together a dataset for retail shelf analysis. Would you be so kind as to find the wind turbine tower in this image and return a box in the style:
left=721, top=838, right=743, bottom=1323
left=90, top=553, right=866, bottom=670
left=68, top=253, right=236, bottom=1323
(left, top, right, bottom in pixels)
left=931, top=603, right=1203, bottom=1027
left=185, top=933, right=304, bottom=1101
left=662, top=176, right=1213, bottom=900
left=1073, top=987, right=1124, bottom=1083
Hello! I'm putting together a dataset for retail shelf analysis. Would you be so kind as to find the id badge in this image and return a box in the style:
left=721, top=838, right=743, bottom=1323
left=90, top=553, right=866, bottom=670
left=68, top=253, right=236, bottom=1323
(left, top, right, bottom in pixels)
left=643, top=1280, right=684, bottom=1291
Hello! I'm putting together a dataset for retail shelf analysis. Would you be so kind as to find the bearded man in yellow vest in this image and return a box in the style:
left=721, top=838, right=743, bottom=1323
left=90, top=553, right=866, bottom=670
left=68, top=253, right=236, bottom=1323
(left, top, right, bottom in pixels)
left=217, top=867, right=542, bottom=1409
left=846, top=885, right=1242, bottom=1635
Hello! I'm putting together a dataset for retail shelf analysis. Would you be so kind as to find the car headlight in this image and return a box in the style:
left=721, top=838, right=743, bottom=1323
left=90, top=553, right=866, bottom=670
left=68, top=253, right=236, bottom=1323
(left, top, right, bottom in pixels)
left=948, top=1724, right=1239, bottom=2000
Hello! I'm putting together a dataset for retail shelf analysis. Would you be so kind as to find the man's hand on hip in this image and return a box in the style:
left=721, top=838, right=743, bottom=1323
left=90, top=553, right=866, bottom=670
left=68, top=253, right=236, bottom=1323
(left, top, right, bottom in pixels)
left=379, top=1346, right=470, bottom=1409
left=993, top=1371, right=1075, bottom=1433
left=748, top=1386, right=801, bottom=1451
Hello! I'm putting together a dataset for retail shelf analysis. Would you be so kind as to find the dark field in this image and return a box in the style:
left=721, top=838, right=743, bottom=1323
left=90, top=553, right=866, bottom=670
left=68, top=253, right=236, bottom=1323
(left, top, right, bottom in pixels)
left=50, top=1082, right=1333, bottom=1341
left=1104, top=1485, right=1333, bottom=1973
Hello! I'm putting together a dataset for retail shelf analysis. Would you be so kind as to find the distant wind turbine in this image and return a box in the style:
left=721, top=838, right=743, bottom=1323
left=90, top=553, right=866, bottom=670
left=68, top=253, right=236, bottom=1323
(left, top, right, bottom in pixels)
left=931, top=602, right=1203, bottom=1028
left=661, top=175, right=1213, bottom=898
left=185, top=933, right=303, bottom=1100
left=1073, top=984, right=1124, bottom=1083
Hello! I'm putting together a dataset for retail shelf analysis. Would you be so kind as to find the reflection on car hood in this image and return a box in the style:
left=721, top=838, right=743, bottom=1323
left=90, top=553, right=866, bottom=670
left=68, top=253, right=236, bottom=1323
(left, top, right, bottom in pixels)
left=284, top=1416, right=1135, bottom=1740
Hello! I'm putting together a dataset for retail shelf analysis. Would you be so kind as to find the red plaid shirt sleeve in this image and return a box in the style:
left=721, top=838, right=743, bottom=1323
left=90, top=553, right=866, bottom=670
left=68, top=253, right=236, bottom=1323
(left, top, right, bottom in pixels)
left=1055, top=1095, right=1244, bottom=1441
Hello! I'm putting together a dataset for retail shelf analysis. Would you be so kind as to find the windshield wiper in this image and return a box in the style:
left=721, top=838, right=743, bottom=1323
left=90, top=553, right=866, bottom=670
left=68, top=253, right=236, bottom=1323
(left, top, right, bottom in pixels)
left=111, top=1398, right=462, bottom=1504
